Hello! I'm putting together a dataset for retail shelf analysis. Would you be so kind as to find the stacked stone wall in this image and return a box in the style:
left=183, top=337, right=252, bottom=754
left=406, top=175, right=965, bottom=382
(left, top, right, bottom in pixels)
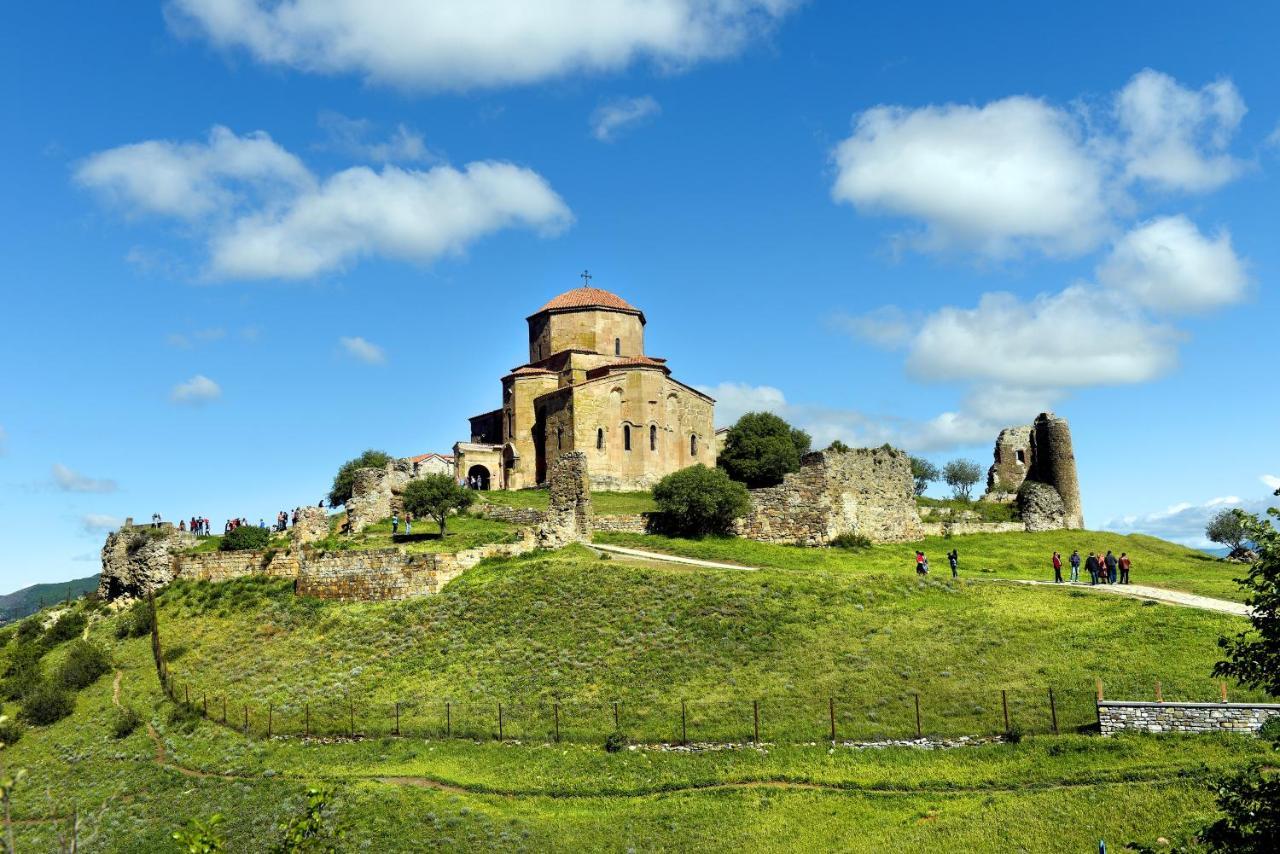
left=919, top=521, right=1024, bottom=537
left=292, top=506, right=332, bottom=545
left=473, top=504, right=547, bottom=525
left=734, top=447, right=923, bottom=545
left=175, top=550, right=300, bottom=583
left=296, top=540, right=535, bottom=600
left=536, top=452, right=593, bottom=548
left=593, top=513, right=652, bottom=534
left=1098, top=701, right=1280, bottom=736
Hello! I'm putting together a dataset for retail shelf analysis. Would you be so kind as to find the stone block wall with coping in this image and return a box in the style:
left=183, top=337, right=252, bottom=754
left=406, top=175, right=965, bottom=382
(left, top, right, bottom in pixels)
left=1098, top=700, right=1280, bottom=736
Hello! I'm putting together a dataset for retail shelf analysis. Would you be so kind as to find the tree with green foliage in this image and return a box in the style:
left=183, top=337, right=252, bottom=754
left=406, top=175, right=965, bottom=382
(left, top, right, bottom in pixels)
left=219, top=524, right=270, bottom=552
left=402, top=474, right=475, bottom=537
left=910, top=456, right=939, bottom=496
left=1206, top=508, right=1251, bottom=556
left=717, top=412, right=811, bottom=487
left=653, top=464, right=751, bottom=536
left=327, top=449, right=393, bottom=507
left=942, top=459, right=982, bottom=501
left=56, top=640, right=110, bottom=691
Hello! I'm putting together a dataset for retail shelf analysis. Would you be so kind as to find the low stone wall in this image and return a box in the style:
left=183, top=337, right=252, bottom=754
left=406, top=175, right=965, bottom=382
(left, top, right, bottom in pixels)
left=296, top=540, right=535, bottom=600
left=919, top=521, right=1025, bottom=537
left=175, top=550, right=299, bottom=582
left=593, top=513, right=652, bottom=534
left=1098, top=700, right=1280, bottom=736
left=473, top=504, right=546, bottom=525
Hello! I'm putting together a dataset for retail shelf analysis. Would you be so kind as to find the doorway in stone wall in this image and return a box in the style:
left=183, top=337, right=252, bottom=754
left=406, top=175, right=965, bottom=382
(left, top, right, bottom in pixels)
left=467, top=465, right=491, bottom=490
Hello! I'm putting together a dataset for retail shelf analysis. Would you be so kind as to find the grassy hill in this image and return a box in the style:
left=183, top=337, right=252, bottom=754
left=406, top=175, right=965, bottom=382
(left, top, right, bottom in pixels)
left=0, top=573, right=99, bottom=623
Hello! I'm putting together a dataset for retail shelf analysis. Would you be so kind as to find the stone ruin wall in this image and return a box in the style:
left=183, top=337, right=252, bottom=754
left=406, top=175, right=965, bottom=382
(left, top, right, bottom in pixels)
left=1098, top=701, right=1280, bottom=736
left=734, top=446, right=924, bottom=545
left=98, top=523, right=197, bottom=599
left=982, top=412, right=1084, bottom=531
left=536, top=452, right=594, bottom=549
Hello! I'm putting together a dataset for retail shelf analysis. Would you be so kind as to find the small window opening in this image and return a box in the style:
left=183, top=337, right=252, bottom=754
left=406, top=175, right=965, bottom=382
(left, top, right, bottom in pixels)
left=650, top=424, right=657, bottom=451
left=596, top=428, right=604, bottom=450
left=507, top=411, right=513, bottom=436
left=690, top=434, right=698, bottom=456
left=624, top=425, right=632, bottom=451
left=614, top=337, right=621, bottom=355
left=1016, top=449, right=1026, bottom=465
left=556, top=427, right=563, bottom=450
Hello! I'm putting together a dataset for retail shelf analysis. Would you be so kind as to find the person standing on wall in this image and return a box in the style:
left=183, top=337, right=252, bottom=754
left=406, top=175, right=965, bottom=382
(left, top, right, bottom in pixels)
left=1052, top=551, right=1063, bottom=584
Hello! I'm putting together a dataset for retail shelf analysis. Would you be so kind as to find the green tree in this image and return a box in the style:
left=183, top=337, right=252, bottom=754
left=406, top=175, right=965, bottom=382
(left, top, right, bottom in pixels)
left=272, top=786, right=343, bottom=853
left=1206, top=508, right=1251, bottom=555
left=717, top=412, right=811, bottom=488
left=219, top=524, right=270, bottom=552
left=402, top=475, right=475, bottom=537
left=172, top=814, right=226, bottom=853
left=942, top=459, right=982, bottom=501
left=910, top=456, right=939, bottom=496
left=653, top=464, right=751, bottom=536
left=327, top=450, right=393, bottom=507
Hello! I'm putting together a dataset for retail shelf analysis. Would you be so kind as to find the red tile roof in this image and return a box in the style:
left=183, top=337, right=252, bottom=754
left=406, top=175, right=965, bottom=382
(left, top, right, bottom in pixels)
left=408, top=453, right=454, bottom=463
left=534, top=286, right=640, bottom=315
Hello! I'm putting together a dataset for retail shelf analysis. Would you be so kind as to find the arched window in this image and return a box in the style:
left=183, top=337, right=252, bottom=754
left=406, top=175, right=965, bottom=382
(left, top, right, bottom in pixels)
left=614, top=337, right=621, bottom=355
left=556, top=427, right=563, bottom=450
left=624, top=425, right=632, bottom=451
left=690, top=433, right=698, bottom=456
left=650, top=424, right=657, bottom=451
left=596, top=428, right=604, bottom=450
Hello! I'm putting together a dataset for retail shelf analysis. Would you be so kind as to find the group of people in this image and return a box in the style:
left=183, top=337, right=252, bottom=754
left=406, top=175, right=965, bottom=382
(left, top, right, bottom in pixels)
left=914, top=548, right=961, bottom=578
left=390, top=512, right=414, bottom=536
left=1053, top=549, right=1131, bottom=585
left=180, top=516, right=212, bottom=536
left=272, top=510, right=300, bottom=532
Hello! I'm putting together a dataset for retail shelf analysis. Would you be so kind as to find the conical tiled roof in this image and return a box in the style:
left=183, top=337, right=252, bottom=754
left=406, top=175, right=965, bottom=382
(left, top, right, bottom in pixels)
left=534, top=286, right=640, bottom=315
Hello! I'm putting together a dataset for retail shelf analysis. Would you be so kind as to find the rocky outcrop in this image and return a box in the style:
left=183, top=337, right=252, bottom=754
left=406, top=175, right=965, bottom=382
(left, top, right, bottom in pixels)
left=735, top=446, right=923, bottom=545
left=1017, top=481, right=1068, bottom=532
left=345, top=460, right=414, bottom=533
left=99, top=523, right=196, bottom=599
left=291, top=506, right=331, bottom=545
left=537, top=452, right=593, bottom=548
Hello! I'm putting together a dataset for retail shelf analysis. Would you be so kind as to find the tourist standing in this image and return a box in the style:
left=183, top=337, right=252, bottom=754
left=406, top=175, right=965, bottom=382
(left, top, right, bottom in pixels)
left=392, top=512, right=399, bottom=535
left=1119, top=552, right=1131, bottom=584
left=1069, top=549, right=1081, bottom=582
left=405, top=512, right=413, bottom=536
left=1052, top=551, right=1063, bottom=584
left=1085, top=552, right=1100, bottom=585
left=1104, top=550, right=1118, bottom=585
left=915, top=551, right=925, bottom=575
left=948, top=549, right=959, bottom=578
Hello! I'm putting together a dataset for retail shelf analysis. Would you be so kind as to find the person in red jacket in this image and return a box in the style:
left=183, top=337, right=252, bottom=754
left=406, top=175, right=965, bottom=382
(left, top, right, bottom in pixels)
left=1119, top=552, right=1131, bottom=584
left=1052, top=551, right=1063, bottom=583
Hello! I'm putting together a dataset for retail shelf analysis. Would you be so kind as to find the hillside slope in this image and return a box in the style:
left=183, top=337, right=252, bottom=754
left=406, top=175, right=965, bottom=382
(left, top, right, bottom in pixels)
left=0, top=573, right=99, bottom=623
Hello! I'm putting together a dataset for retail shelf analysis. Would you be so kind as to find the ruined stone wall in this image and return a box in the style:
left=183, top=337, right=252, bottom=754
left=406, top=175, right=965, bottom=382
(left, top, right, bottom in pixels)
left=99, top=525, right=197, bottom=598
left=175, top=550, right=300, bottom=583
left=981, top=412, right=1084, bottom=530
left=291, top=506, right=331, bottom=545
left=919, top=521, right=1025, bottom=537
left=345, top=459, right=413, bottom=533
left=735, top=447, right=923, bottom=545
left=593, top=513, right=652, bottom=534
left=1099, top=701, right=1280, bottom=736
left=537, top=452, right=593, bottom=548
left=1032, top=413, right=1084, bottom=529
left=986, top=425, right=1033, bottom=494
left=472, top=504, right=547, bottom=525
left=296, top=540, right=535, bottom=600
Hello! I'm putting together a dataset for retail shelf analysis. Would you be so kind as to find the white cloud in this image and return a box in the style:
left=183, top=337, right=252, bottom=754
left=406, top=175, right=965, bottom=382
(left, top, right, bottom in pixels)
left=81, top=513, right=123, bottom=533
left=167, top=1, right=798, bottom=90
left=317, top=112, right=437, bottom=163
left=1262, top=474, right=1280, bottom=492
left=52, top=464, right=118, bottom=494
left=905, top=286, right=1178, bottom=387
left=339, top=336, right=386, bottom=365
left=831, top=96, right=1112, bottom=257
left=1102, top=495, right=1270, bottom=549
left=170, top=374, right=222, bottom=404
left=75, top=125, right=313, bottom=219
left=78, top=127, right=572, bottom=280
left=833, top=305, right=914, bottom=348
left=591, top=96, right=661, bottom=141
left=167, top=327, right=227, bottom=348
left=1116, top=69, right=1246, bottom=192
left=698, top=382, right=786, bottom=426
left=1097, top=215, right=1248, bottom=312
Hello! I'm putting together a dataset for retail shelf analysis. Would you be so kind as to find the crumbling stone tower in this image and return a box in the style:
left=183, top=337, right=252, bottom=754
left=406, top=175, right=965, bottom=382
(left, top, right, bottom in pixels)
left=983, top=412, right=1084, bottom=530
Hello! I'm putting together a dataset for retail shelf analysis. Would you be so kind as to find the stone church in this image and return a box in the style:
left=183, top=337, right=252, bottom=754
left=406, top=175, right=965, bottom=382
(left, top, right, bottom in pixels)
left=453, top=283, right=716, bottom=491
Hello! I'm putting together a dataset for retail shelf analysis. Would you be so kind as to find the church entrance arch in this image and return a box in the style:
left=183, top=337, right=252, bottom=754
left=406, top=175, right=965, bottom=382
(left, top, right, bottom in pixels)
left=502, top=444, right=518, bottom=489
left=467, top=465, right=491, bottom=490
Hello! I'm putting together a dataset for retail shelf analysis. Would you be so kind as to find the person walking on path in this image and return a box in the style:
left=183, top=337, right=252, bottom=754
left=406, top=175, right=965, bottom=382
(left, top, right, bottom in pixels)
left=405, top=512, right=413, bottom=536
left=392, top=512, right=400, bottom=535
left=1119, top=552, right=1131, bottom=584
left=1070, top=549, right=1081, bottom=582
left=1085, top=552, right=1100, bottom=585
left=1052, top=551, right=1063, bottom=583
left=948, top=549, right=959, bottom=578
left=1104, top=550, right=1118, bottom=585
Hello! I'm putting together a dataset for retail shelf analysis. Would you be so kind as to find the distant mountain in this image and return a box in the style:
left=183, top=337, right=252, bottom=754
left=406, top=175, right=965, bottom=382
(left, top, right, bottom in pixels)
left=1201, top=547, right=1232, bottom=558
left=0, top=574, right=100, bottom=624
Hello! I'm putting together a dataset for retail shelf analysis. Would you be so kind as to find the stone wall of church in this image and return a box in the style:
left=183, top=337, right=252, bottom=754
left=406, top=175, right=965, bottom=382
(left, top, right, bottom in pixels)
left=735, top=447, right=923, bottom=545
left=532, top=309, right=645, bottom=362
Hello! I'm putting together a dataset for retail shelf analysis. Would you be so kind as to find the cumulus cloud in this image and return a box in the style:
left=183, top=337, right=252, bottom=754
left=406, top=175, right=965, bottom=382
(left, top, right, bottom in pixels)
left=78, top=127, right=572, bottom=280
left=166, top=0, right=798, bottom=90
left=81, top=513, right=123, bottom=533
left=591, top=96, right=661, bottom=141
left=52, top=464, right=118, bottom=494
left=1116, top=69, right=1246, bottom=192
left=317, top=112, right=437, bottom=163
left=832, top=96, right=1111, bottom=257
left=1097, top=215, right=1248, bottom=312
left=167, top=327, right=227, bottom=348
left=1102, top=495, right=1272, bottom=549
left=170, top=374, right=222, bottom=404
left=698, top=382, right=786, bottom=426
left=339, top=336, right=386, bottom=364
left=832, top=305, right=914, bottom=348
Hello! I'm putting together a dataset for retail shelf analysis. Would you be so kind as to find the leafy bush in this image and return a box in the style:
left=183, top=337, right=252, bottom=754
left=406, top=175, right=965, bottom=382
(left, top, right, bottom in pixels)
left=20, top=683, right=74, bottom=726
left=604, top=730, right=629, bottom=753
left=402, top=474, right=476, bottom=536
left=717, top=412, right=811, bottom=487
left=274, top=786, right=343, bottom=852
left=653, top=465, right=751, bottom=536
left=44, top=610, right=87, bottom=645
left=328, top=449, right=393, bottom=507
left=1005, top=723, right=1024, bottom=744
left=172, top=813, right=226, bottom=853
left=0, top=717, right=23, bottom=746
left=2, top=642, right=45, bottom=701
left=15, top=617, right=42, bottom=643
left=126, top=598, right=155, bottom=638
left=0, top=627, right=14, bottom=648
left=829, top=533, right=872, bottom=550
left=1258, top=715, right=1280, bottom=742
left=56, top=640, right=111, bottom=691
left=220, top=524, right=270, bottom=552
left=111, top=705, right=142, bottom=739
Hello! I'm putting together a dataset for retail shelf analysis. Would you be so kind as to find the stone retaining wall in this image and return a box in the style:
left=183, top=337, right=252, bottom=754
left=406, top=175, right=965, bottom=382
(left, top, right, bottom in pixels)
left=1098, top=700, right=1280, bottom=736
left=593, top=513, right=652, bottom=534
left=919, top=521, right=1025, bottom=537
left=473, top=504, right=546, bottom=525
left=175, top=550, right=299, bottom=582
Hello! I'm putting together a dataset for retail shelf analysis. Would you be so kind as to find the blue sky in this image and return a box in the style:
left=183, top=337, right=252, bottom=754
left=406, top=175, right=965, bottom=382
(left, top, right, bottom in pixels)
left=2, top=1, right=1277, bottom=588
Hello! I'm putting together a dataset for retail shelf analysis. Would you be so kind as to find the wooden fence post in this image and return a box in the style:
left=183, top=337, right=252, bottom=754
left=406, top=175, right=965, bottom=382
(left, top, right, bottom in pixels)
left=350, top=700, right=355, bottom=737
left=185, top=685, right=190, bottom=706
left=753, top=700, right=760, bottom=743
left=305, top=704, right=310, bottom=739
left=1220, top=681, right=1228, bottom=702
left=1048, top=688, right=1059, bottom=735
left=222, top=696, right=227, bottom=725
left=1155, top=681, right=1162, bottom=703
left=394, top=702, right=400, bottom=737
left=612, top=701, right=619, bottom=730
left=1096, top=678, right=1103, bottom=701
left=268, top=704, right=273, bottom=739
left=498, top=703, right=504, bottom=740
left=681, top=700, right=687, bottom=746
left=446, top=701, right=452, bottom=738
left=914, top=693, right=922, bottom=739
left=243, top=705, right=249, bottom=736
left=829, top=698, right=836, bottom=743
left=554, top=702, right=561, bottom=743
left=203, top=695, right=208, bottom=718
left=1001, top=690, right=1010, bottom=734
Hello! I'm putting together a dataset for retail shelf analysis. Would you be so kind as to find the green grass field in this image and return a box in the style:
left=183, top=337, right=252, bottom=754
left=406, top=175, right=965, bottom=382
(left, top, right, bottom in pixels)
left=305, top=513, right=521, bottom=554
left=596, top=528, right=1251, bottom=602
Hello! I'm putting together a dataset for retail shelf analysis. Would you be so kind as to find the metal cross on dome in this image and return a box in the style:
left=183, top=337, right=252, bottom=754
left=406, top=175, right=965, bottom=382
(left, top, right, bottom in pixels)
left=579, top=269, right=592, bottom=287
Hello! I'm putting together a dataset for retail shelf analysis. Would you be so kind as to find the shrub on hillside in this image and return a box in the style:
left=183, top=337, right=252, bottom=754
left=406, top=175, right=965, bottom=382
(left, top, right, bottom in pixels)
left=717, top=412, right=811, bottom=487
left=2, top=642, right=45, bottom=701
left=328, top=449, right=393, bottom=507
left=0, top=627, right=14, bottom=648
left=829, top=533, right=872, bottom=550
left=111, top=705, right=142, bottom=739
left=45, top=610, right=87, bottom=644
left=116, top=598, right=156, bottom=639
left=15, top=617, right=42, bottom=644
left=219, top=524, right=270, bottom=552
left=604, top=730, right=628, bottom=753
left=0, top=716, right=23, bottom=746
left=21, top=683, right=74, bottom=726
left=652, top=465, right=750, bottom=536
left=56, top=640, right=111, bottom=691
